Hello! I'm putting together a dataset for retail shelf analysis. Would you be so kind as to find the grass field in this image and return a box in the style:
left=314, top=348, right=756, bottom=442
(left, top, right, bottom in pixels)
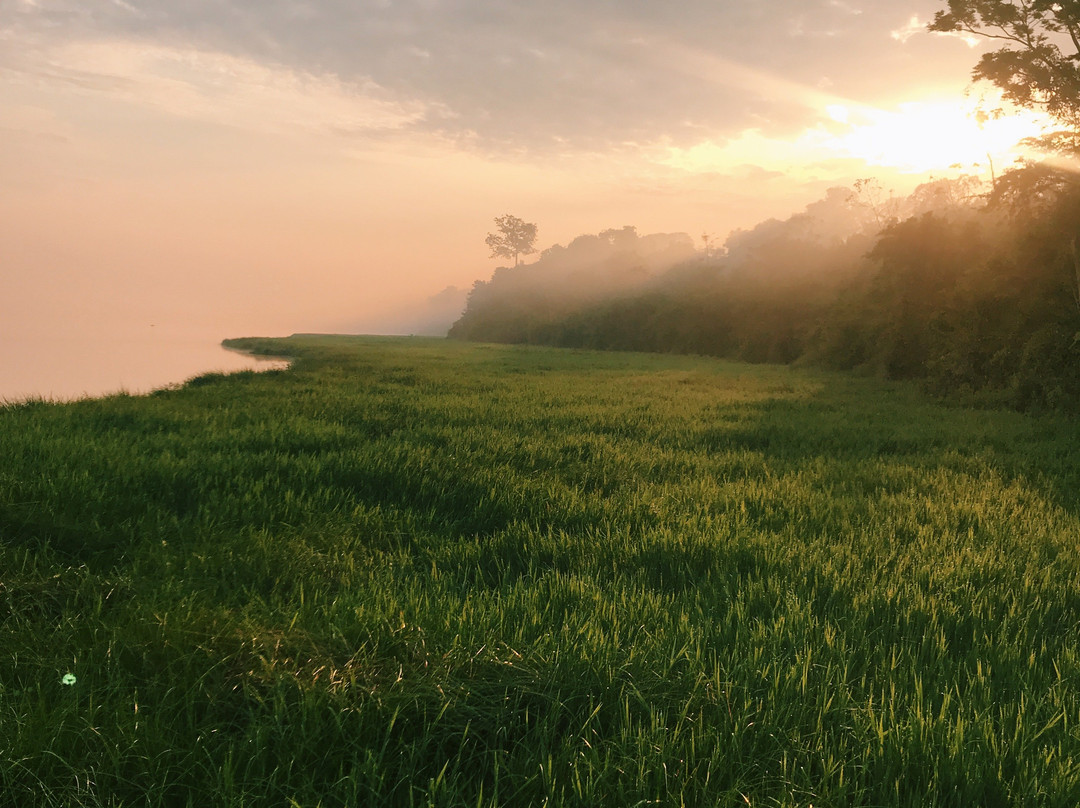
left=2, top=334, right=1079, bottom=807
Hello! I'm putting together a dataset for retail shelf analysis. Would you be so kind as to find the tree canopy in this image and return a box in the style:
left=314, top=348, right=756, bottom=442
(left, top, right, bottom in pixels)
left=485, top=214, right=538, bottom=267
left=452, top=180, right=1080, bottom=410
left=930, top=0, right=1080, bottom=151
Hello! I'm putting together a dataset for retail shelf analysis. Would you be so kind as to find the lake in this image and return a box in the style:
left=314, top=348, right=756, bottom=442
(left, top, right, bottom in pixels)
left=0, top=328, right=291, bottom=402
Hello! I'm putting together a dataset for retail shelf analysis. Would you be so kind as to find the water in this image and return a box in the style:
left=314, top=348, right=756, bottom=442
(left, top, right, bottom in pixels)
left=0, top=328, right=291, bottom=402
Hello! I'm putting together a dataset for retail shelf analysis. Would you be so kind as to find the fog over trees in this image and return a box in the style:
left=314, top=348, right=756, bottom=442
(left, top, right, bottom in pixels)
left=450, top=172, right=1080, bottom=409
left=445, top=4, right=1080, bottom=410
left=450, top=226, right=697, bottom=344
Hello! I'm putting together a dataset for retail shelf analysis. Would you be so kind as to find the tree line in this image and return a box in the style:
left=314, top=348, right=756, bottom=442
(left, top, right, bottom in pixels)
left=450, top=2, right=1080, bottom=410
left=454, top=173, right=1080, bottom=409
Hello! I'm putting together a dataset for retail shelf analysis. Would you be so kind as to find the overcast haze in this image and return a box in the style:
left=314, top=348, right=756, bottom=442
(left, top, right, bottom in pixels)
left=1, top=0, right=1048, bottom=396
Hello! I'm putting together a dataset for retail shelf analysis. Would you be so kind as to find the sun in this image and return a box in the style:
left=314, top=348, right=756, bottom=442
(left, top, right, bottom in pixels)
left=820, top=97, right=1050, bottom=175
left=657, top=94, right=1051, bottom=188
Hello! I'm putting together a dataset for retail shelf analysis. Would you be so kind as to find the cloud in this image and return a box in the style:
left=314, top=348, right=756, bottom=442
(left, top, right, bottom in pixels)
left=891, top=15, right=924, bottom=43
left=893, top=13, right=980, bottom=47
left=0, top=0, right=989, bottom=155
left=1, top=33, right=432, bottom=139
left=828, top=1, right=863, bottom=15
left=661, top=129, right=847, bottom=181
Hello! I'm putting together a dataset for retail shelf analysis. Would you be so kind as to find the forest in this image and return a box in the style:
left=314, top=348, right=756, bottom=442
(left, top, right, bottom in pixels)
left=450, top=168, right=1080, bottom=410
left=452, top=1, right=1080, bottom=410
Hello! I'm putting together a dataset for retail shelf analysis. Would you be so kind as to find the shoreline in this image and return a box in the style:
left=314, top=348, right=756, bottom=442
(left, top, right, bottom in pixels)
left=1, top=337, right=293, bottom=405
left=219, top=342, right=294, bottom=369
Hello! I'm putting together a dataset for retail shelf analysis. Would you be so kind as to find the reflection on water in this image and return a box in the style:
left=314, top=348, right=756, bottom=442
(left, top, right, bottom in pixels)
left=0, top=331, right=291, bottom=402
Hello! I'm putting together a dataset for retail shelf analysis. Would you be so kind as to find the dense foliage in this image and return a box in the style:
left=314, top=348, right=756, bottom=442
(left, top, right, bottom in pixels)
left=451, top=172, right=1080, bottom=410
left=931, top=0, right=1080, bottom=153
left=450, top=226, right=697, bottom=345
left=3, top=336, right=1080, bottom=806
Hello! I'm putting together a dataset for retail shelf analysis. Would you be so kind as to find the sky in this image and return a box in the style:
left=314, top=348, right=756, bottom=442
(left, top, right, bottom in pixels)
left=0, top=0, right=1049, bottom=349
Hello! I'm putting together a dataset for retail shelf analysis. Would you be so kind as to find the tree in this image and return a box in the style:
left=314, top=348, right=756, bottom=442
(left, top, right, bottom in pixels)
left=485, top=214, right=538, bottom=267
left=852, top=177, right=902, bottom=229
left=929, top=0, right=1080, bottom=152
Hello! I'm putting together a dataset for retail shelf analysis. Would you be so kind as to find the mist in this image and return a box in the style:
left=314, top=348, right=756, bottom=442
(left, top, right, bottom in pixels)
left=2, top=0, right=1047, bottom=400
left=446, top=169, right=1080, bottom=409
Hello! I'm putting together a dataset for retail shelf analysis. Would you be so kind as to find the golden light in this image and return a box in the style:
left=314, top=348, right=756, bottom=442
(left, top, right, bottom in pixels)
left=660, top=95, right=1051, bottom=185
left=817, top=98, right=1050, bottom=174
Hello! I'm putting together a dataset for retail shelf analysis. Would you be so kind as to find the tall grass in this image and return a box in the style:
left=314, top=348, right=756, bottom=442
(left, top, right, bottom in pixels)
left=2, top=335, right=1079, bottom=806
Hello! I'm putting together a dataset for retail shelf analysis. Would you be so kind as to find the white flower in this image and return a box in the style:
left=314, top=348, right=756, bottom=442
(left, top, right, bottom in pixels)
left=61, top=673, right=77, bottom=686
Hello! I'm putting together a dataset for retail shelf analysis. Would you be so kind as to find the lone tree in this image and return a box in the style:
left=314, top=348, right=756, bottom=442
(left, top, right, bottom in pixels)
left=485, top=214, right=538, bottom=267
left=930, top=0, right=1080, bottom=152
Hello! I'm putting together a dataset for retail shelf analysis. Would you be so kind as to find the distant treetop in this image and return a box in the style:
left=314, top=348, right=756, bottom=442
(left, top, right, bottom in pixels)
left=485, top=214, right=538, bottom=267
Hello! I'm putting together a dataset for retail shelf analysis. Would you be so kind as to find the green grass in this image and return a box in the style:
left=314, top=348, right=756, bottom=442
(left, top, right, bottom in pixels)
left=2, top=334, right=1079, bottom=806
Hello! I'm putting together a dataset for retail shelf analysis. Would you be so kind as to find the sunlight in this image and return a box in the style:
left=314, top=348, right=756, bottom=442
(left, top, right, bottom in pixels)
left=817, top=98, right=1050, bottom=174
left=661, top=95, right=1050, bottom=182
